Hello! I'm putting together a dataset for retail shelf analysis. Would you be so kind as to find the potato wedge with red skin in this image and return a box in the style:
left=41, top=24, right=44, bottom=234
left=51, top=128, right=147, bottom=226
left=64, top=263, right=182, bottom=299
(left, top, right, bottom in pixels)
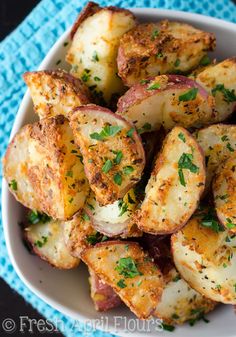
left=117, top=21, right=215, bottom=86
left=70, top=105, right=145, bottom=205
left=134, top=126, right=205, bottom=234
left=154, top=266, right=216, bottom=325
left=64, top=210, right=99, bottom=258
left=24, top=218, right=80, bottom=269
left=117, top=75, right=215, bottom=132
left=66, top=2, right=136, bottom=105
left=3, top=115, right=89, bottom=220
left=196, top=58, right=236, bottom=122
left=85, top=189, right=142, bottom=238
left=81, top=241, right=163, bottom=319
left=23, top=70, right=91, bottom=119
left=213, top=157, right=236, bottom=233
left=172, top=213, right=236, bottom=304
left=89, top=269, right=122, bottom=312
left=194, top=124, right=236, bottom=193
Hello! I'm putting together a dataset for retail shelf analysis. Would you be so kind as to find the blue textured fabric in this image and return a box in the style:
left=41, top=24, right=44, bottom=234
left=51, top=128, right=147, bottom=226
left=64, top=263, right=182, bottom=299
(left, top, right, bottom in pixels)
left=0, top=0, right=236, bottom=336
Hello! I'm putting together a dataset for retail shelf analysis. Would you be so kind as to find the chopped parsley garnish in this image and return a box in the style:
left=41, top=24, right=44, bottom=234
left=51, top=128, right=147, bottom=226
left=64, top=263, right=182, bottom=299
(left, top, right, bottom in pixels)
left=56, top=59, right=61, bottom=65
left=9, top=179, right=17, bottom=191
left=162, top=324, right=175, bottom=332
left=87, top=203, right=95, bottom=211
left=179, top=88, right=198, bottom=102
left=174, top=58, right=180, bottom=67
left=215, top=194, right=228, bottom=201
left=151, top=29, right=159, bottom=40
left=91, top=51, right=99, bottom=62
left=81, top=69, right=91, bottom=82
left=226, top=142, right=234, bottom=152
left=118, top=199, right=128, bottom=217
left=201, top=209, right=224, bottom=233
left=127, top=128, right=135, bottom=138
left=147, top=82, right=161, bottom=91
left=90, top=125, right=122, bottom=141
left=172, top=274, right=181, bottom=282
left=115, top=257, right=142, bottom=278
left=199, top=55, right=211, bottom=66
left=138, top=122, right=152, bottom=134
left=221, top=135, right=229, bottom=142
left=114, top=172, right=122, bottom=186
left=66, top=170, right=73, bottom=177
left=63, top=41, right=69, bottom=47
left=178, top=153, right=199, bottom=186
left=28, top=211, right=51, bottom=225
left=178, top=132, right=186, bottom=143
left=156, top=52, right=163, bottom=58
left=82, top=212, right=90, bottom=221
left=234, top=283, right=236, bottom=292
left=117, top=279, right=126, bottom=288
left=113, top=150, right=123, bottom=164
left=34, top=236, right=48, bottom=248
left=102, top=159, right=113, bottom=173
left=188, top=308, right=209, bottom=326
left=226, top=218, right=236, bottom=229
left=172, top=313, right=180, bottom=319
left=86, top=232, right=108, bottom=245
left=212, top=84, right=236, bottom=103
left=140, top=79, right=149, bottom=84
left=123, top=166, right=134, bottom=175
left=94, top=76, right=101, bottom=81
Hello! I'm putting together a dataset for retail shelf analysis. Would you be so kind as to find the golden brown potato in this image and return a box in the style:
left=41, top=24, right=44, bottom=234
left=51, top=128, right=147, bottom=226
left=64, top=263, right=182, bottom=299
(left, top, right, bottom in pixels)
left=154, top=267, right=216, bottom=325
left=25, top=217, right=80, bottom=269
left=3, top=115, right=89, bottom=220
left=69, top=105, right=145, bottom=205
left=23, top=70, right=91, bottom=119
left=172, top=212, right=236, bottom=304
left=81, top=241, right=163, bottom=319
left=117, top=21, right=215, bottom=86
left=66, top=2, right=136, bottom=105
left=196, top=58, right=236, bottom=122
left=63, top=209, right=99, bottom=258
left=85, top=189, right=142, bottom=238
left=117, top=75, right=215, bottom=132
left=134, top=126, right=205, bottom=234
left=213, top=156, right=236, bottom=233
left=194, top=124, right=236, bottom=192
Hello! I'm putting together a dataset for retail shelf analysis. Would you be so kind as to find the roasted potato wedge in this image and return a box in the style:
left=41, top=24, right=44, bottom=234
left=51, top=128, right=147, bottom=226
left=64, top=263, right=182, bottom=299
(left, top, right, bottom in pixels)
left=194, top=124, right=236, bottom=192
left=70, top=105, right=145, bottom=205
left=117, top=21, right=215, bottom=86
left=117, top=75, right=215, bottom=131
left=3, top=115, right=89, bottom=220
left=23, top=70, right=91, bottom=119
left=66, top=2, right=136, bottom=105
left=85, top=189, right=142, bottom=238
left=64, top=209, right=99, bottom=258
left=196, top=58, right=236, bottom=122
left=134, top=126, right=205, bottom=234
left=89, top=269, right=122, bottom=311
left=81, top=241, right=163, bottom=319
left=213, top=156, right=236, bottom=233
left=25, top=218, right=80, bottom=269
left=172, top=213, right=236, bottom=304
left=154, top=267, right=216, bottom=325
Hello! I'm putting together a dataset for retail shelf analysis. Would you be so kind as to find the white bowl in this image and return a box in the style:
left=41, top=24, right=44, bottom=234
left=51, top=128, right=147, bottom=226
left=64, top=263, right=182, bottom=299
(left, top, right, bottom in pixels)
left=2, top=8, right=236, bottom=337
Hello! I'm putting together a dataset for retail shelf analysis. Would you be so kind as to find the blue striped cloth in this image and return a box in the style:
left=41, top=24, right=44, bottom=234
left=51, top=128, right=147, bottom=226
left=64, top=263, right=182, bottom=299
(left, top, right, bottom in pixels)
left=0, top=1, right=236, bottom=336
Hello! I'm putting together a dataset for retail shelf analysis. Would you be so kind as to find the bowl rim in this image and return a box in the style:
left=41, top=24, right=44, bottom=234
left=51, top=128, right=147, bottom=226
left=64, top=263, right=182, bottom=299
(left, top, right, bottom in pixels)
left=2, top=8, right=236, bottom=336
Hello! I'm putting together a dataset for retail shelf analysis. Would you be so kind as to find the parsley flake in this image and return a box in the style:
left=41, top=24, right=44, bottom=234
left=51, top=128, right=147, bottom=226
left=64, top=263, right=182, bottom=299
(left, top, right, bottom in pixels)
left=102, top=159, right=113, bottom=173
left=114, top=172, right=122, bottom=186
left=9, top=179, right=17, bottom=191
left=179, top=88, right=198, bottom=102
left=115, top=257, right=142, bottom=278
left=212, top=84, right=236, bottom=103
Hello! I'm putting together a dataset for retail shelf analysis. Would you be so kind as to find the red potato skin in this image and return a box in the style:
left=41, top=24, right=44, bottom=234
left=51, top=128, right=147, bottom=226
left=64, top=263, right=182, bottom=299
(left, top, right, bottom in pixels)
left=71, top=105, right=146, bottom=205
left=117, top=74, right=210, bottom=114
left=89, top=270, right=122, bottom=311
left=134, top=127, right=206, bottom=235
